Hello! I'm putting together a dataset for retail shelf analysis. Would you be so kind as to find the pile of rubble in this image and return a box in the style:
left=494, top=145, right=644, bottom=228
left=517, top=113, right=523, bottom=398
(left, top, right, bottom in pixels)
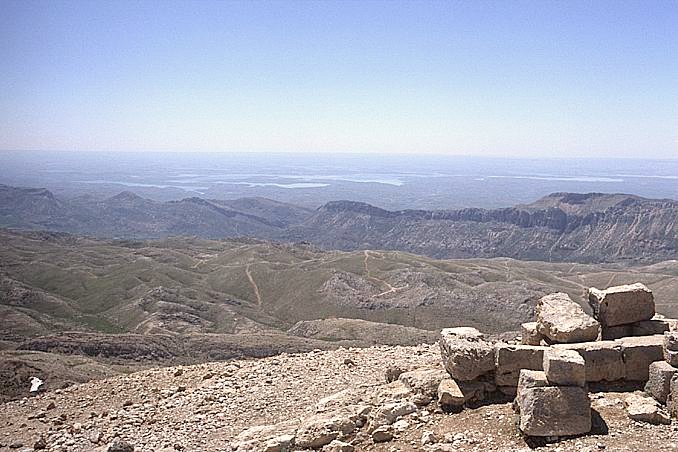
left=440, top=282, right=678, bottom=439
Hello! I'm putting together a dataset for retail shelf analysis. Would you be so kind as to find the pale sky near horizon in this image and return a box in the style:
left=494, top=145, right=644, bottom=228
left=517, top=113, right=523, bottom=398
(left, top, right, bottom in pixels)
left=1, top=0, right=677, bottom=158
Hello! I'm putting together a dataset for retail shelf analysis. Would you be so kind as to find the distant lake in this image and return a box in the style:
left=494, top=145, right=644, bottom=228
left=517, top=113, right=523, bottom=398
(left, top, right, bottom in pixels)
left=1, top=151, right=677, bottom=210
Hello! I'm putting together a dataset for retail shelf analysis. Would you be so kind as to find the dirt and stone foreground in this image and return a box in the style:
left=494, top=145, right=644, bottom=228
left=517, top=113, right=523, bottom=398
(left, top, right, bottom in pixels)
left=3, top=283, right=678, bottom=451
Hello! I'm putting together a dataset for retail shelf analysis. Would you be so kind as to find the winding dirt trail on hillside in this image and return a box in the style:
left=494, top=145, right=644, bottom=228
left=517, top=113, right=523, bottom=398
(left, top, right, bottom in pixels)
left=363, top=250, right=409, bottom=297
left=245, top=264, right=262, bottom=306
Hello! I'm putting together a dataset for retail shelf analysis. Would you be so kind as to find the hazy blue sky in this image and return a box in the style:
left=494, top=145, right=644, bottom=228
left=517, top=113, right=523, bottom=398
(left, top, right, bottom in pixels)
left=1, top=0, right=676, bottom=157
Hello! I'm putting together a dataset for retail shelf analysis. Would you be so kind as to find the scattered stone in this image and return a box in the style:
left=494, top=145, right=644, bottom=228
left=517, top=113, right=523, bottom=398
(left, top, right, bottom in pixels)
left=264, top=434, right=295, bottom=452
left=370, top=400, right=417, bottom=427
left=645, top=361, right=678, bottom=404
left=33, top=436, right=46, bottom=450
left=437, top=377, right=465, bottom=409
left=108, top=440, right=134, bottom=452
left=398, top=368, right=447, bottom=405
left=45, top=401, right=55, bottom=410
left=616, top=335, right=664, bottom=381
left=372, top=426, right=393, bottom=443
left=553, top=340, right=625, bottom=382
left=520, top=322, right=544, bottom=346
left=173, top=368, right=183, bottom=377
left=543, top=348, right=586, bottom=387
left=296, top=405, right=369, bottom=449
left=625, top=393, right=671, bottom=425
left=494, top=343, right=547, bottom=386
left=439, top=327, right=495, bottom=381
left=588, top=283, right=655, bottom=327
left=338, top=357, right=354, bottom=367
left=421, top=430, right=437, bottom=445
left=536, top=292, right=600, bottom=343
left=384, top=365, right=405, bottom=383
left=323, top=439, right=354, bottom=452
left=518, top=386, right=591, bottom=437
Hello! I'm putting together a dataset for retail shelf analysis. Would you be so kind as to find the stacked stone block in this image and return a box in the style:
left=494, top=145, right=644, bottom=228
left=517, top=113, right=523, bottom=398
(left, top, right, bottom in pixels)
left=516, top=349, right=591, bottom=437
left=439, top=282, right=676, bottom=438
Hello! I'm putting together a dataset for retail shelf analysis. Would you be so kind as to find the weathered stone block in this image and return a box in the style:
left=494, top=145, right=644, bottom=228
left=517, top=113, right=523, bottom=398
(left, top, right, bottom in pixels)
left=553, top=341, right=625, bottom=382
left=632, top=319, right=670, bottom=336
left=645, top=361, right=678, bottom=404
left=439, top=328, right=494, bottom=381
left=625, top=393, right=671, bottom=425
left=437, top=377, right=465, bottom=409
left=601, top=324, right=633, bottom=341
left=520, top=322, right=544, bottom=346
left=514, top=370, right=549, bottom=413
left=536, top=292, right=600, bottom=343
left=494, top=343, right=547, bottom=386
left=664, top=331, right=678, bottom=351
left=588, top=283, right=655, bottom=327
left=518, top=386, right=591, bottom=437
left=543, top=348, right=586, bottom=387
left=616, top=335, right=664, bottom=381
left=669, top=375, right=678, bottom=418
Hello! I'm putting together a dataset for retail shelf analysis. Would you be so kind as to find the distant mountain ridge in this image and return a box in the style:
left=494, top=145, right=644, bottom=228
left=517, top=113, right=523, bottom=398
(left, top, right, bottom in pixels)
left=1, top=184, right=676, bottom=263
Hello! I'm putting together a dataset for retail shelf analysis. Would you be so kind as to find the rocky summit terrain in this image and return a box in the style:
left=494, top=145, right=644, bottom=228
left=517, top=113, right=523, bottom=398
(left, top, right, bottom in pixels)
left=2, top=185, right=676, bottom=263
left=2, top=344, right=678, bottom=452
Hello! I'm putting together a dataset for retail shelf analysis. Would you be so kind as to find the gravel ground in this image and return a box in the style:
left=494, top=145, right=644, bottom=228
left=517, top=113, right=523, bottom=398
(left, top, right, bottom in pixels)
left=2, top=344, right=678, bottom=451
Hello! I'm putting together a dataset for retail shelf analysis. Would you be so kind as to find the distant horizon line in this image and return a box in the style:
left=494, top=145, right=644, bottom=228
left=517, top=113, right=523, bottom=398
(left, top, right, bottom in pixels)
left=1, top=149, right=677, bottom=161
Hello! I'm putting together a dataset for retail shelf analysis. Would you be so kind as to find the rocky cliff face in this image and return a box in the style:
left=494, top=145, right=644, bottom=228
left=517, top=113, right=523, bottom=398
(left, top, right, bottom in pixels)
left=288, top=193, right=677, bottom=263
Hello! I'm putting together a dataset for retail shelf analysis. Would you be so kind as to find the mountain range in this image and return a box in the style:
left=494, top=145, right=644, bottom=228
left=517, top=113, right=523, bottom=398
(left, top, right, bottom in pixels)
left=1, top=184, right=676, bottom=263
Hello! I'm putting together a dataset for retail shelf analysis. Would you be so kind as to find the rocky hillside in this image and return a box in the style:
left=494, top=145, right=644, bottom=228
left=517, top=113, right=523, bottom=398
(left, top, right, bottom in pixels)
left=289, top=192, right=677, bottom=263
left=1, top=185, right=676, bottom=263
left=1, top=344, right=675, bottom=451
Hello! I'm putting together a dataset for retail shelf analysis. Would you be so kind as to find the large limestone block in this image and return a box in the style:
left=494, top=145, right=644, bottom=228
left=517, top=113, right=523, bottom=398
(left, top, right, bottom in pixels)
left=616, top=335, right=664, bottom=381
left=514, top=370, right=549, bottom=413
left=543, top=348, right=586, bottom=387
left=645, top=361, right=678, bottom=404
left=518, top=386, right=591, bottom=437
left=536, top=293, right=600, bottom=343
left=494, top=343, right=547, bottom=386
left=601, top=324, right=633, bottom=341
left=437, top=377, right=465, bottom=409
left=632, top=318, right=671, bottom=336
left=669, top=375, right=678, bottom=418
left=439, top=327, right=494, bottom=381
left=588, top=283, right=655, bottom=327
left=520, top=322, right=544, bottom=346
left=553, top=341, right=625, bottom=382
left=664, top=332, right=678, bottom=366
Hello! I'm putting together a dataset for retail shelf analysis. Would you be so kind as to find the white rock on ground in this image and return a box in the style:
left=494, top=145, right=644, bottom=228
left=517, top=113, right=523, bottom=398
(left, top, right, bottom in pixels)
left=588, top=283, right=655, bottom=327
left=536, top=292, right=600, bottom=343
